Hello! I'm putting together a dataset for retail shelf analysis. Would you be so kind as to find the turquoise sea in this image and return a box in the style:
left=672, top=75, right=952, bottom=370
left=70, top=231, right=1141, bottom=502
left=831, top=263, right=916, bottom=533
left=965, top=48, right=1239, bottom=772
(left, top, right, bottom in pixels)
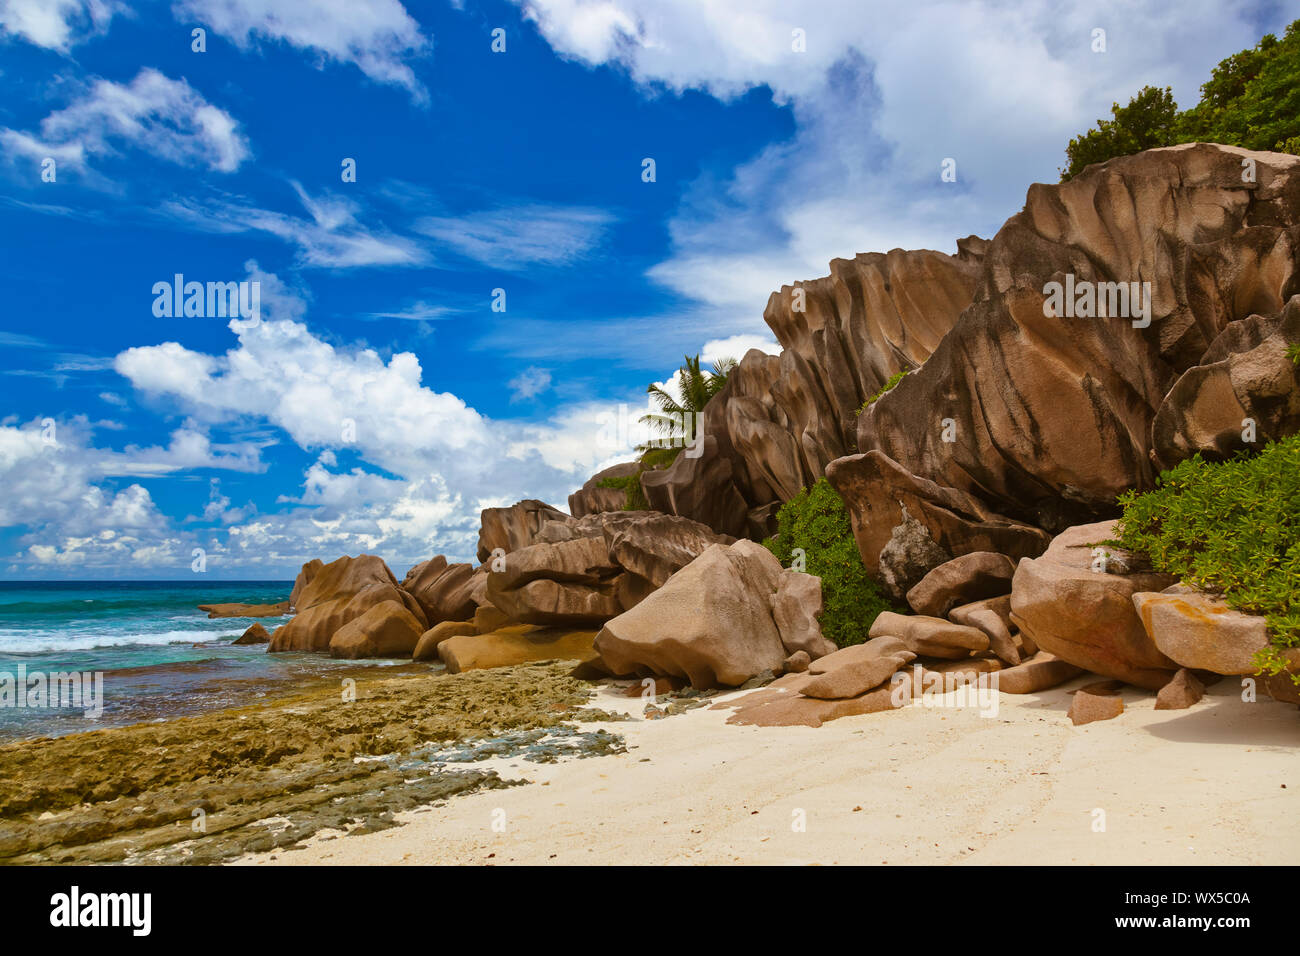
left=0, top=581, right=410, bottom=740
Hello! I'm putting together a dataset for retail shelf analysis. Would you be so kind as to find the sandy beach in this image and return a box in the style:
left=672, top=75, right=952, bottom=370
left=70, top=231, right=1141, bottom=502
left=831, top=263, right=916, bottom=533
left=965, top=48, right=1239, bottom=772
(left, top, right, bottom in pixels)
left=240, top=674, right=1300, bottom=866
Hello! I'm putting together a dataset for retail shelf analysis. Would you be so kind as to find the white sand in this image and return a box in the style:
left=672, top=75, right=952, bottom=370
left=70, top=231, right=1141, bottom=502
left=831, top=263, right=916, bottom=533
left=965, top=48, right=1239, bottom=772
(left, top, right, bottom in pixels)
left=239, top=675, right=1300, bottom=865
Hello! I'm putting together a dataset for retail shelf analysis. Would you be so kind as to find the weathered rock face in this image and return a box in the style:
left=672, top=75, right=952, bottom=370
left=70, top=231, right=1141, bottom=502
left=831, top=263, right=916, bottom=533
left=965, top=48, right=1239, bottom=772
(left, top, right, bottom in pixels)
left=604, top=513, right=735, bottom=588
left=996, top=652, right=1084, bottom=694
left=1009, top=521, right=1178, bottom=689
left=595, top=541, right=815, bottom=688
left=438, top=625, right=599, bottom=674
left=801, top=637, right=915, bottom=699
left=950, top=595, right=1020, bottom=665
left=772, top=572, right=837, bottom=660
left=1068, top=681, right=1125, bottom=725
left=906, top=552, right=1016, bottom=617
left=289, top=559, right=322, bottom=611
left=868, top=611, right=990, bottom=659
left=568, top=461, right=640, bottom=517
left=400, top=556, right=477, bottom=624
left=481, top=511, right=733, bottom=629
left=1131, top=589, right=1298, bottom=680
left=476, top=499, right=569, bottom=563
left=269, top=555, right=424, bottom=653
left=1155, top=669, right=1206, bottom=710
left=329, top=600, right=425, bottom=659
left=638, top=246, right=985, bottom=538
left=1152, top=295, right=1300, bottom=468
left=486, top=536, right=624, bottom=626
left=233, top=622, right=270, bottom=645
left=858, top=144, right=1300, bottom=533
left=826, top=451, right=1050, bottom=598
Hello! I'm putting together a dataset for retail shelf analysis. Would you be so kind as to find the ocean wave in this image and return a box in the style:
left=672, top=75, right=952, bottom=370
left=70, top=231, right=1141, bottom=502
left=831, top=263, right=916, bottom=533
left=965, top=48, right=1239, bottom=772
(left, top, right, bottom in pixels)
left=0, top=629, right=242, bottom=654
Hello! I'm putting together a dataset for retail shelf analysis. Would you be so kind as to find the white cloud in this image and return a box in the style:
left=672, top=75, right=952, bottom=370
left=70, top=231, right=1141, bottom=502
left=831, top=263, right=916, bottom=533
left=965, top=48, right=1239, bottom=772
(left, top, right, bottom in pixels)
left=514, top=0, right=1285, bottom=335
left=701, top=334, right=778, bottom=364
left=0, top=0, right=121, bottom=51
left=507, top=366, right=553, bottom=401
left=159, top=184, right=425, bottom=268
left=0, top=68, right=250, bottom=179
left=414, top=204, right=615, bottom=269
left=173, top=0, right=430, bottom=100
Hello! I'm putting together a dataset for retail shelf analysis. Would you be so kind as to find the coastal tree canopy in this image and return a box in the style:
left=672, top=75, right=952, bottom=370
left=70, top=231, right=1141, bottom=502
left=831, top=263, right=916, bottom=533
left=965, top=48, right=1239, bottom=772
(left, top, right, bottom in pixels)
left=1061, top=19, right=1300, bottom=180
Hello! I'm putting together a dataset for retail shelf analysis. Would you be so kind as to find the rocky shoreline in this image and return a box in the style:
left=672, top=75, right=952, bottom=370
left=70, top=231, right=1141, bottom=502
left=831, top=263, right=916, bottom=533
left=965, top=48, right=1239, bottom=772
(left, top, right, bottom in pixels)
left=3, top=142, right=1297, bottom=865
left=227, top=144, right=1299, bottom=722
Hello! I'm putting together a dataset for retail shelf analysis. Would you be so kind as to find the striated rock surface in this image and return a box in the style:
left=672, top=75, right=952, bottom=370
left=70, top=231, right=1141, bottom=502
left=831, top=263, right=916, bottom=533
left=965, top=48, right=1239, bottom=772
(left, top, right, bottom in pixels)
left=906, top=551, right=1016, bottom=617
left=400, top=556, right=477, bottom=625
left=604, top=513, right=735, bottom=588
left=476, top=499, right=569, bottom=563
left=826, top=451, right=1049, bottom=598
left=639, top=245, right=984, bottom=537
left=801, top=637, right=915, bottom=699
left=438, top=625, right=600, bottom=673
left=857, top=144, right=1300, bottom=532
left=481, top=511, right=732, bottom=628
left=868, top=611, right=990, bottom=659
left=269, top=555, right=424, bottom=653
left=1152, top=295, right=1300, bottom=468
left=772, top=571, right=837, bottom=660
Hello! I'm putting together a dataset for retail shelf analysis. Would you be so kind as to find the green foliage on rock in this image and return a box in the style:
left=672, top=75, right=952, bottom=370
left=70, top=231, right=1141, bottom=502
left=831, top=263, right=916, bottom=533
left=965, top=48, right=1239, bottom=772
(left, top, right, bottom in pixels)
left=1115, top=436, right=1300, bottom=681
left=596, top=472, right=650, bottom=511
left=764, top=478, right=896, bottom=648
left=1286, top=342, right=1300, bottom=366
left=859, top=369, right=910, bottom=414
left=1062, top=20, right=1300, bottom=180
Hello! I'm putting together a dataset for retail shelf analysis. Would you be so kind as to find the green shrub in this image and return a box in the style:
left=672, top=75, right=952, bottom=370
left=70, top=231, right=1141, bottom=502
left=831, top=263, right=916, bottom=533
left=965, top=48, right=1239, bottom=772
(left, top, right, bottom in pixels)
left=1286, top=342, right=1300, bottom=366
left=596, top=472, right=650, bottom=511
left=1115, top=436, right=1300, bottom=682
left=859, top=369, right=909, bottom=414
left=1061, top=20, right=1300, bottom=180
left=764, top=478, right=896, bottom=647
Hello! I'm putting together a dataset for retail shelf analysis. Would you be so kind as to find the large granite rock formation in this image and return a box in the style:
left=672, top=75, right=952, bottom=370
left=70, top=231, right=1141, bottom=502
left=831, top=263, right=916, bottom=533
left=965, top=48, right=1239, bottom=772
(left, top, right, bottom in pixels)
left=857, top=144, right=1300, bottom=533
left=475, top=509, right=733, bottom=630
left=476, top=499, right=568, bottom=563
left=593, top=541, right=836, bottom=688
left=641, top=245, right=985, bottom=537
left=400, top=556, right=477, bottom=624
left=269, top=554, right=427, bottom=653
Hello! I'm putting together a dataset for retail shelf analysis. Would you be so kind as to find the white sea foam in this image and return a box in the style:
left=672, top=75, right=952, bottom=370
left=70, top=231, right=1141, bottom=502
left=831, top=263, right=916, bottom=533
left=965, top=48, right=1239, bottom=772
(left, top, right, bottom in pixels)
left=0, top=629, right=240, bottom=654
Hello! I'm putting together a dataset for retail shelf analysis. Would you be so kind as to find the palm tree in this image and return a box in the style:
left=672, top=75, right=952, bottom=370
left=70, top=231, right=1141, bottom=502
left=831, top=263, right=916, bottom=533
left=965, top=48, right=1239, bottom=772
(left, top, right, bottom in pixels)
left=638, top=355, right=736, bottom=463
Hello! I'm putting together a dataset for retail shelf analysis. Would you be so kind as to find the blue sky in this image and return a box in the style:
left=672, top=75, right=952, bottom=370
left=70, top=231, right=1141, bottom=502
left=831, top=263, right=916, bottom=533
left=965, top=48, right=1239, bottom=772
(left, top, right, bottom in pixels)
left=0, top=0, right=1290, bottom=579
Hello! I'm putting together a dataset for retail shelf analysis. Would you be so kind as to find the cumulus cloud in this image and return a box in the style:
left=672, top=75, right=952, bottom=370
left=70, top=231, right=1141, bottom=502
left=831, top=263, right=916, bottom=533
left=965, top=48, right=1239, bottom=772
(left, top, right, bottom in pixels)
left=103, top=266, right=654, bottom=568
left=0, top=68, right=250, bottom=180
left=514, top=0, right=1284, bottom=333
left=0, top=0, right=121, bottom=51
left=173, top=0, right=430, bottom=100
